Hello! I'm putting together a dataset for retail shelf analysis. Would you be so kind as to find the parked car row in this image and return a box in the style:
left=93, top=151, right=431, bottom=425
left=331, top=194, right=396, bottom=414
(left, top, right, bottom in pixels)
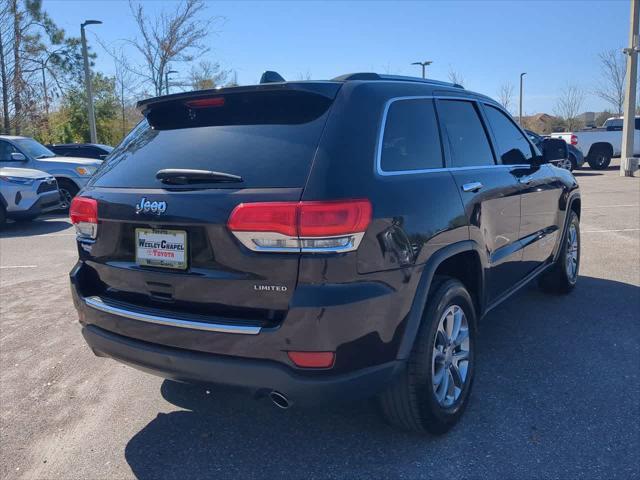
left=525, top=130, right=584, bottom=171
left=0, top=138, right=114, bottom=226
left=0, top=136, right=103, bottom=208
left=551, top=116, right=640, bottom=170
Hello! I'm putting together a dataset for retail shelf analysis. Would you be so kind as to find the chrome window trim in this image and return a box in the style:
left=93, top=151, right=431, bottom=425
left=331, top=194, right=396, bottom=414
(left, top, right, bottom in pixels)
left=375, top=95, right=526, bottom=177
left=84, top=296, right=262, bottom=335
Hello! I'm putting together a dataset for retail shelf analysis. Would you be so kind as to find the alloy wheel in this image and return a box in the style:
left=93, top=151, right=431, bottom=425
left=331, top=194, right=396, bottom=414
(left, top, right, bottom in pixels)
left=431, top=305, right=471, bottom=408
left=565, top=223, right=579, bottom=282
left=558, top=158, right=573, bottom=171
left=59, top=188, right=73, bottom=209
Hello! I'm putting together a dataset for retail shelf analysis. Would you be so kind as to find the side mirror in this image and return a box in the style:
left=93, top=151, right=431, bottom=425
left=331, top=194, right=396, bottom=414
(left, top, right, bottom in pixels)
left=541, top=138, right=568, bottom=163
left=10, top=152, right=26, bottom=162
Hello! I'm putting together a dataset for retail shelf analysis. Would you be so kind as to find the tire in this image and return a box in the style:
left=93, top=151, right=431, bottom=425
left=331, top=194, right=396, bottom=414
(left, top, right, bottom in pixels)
left=56, top=178, right=79, bottom=209
left=568, top=153, right=577, bottom=172
left=539, top=210, right=580, bottom=294
left=0, top=204, right=6, bottom=228
left=587, top=147, right=612, bottom=170
left=379, top=277, right=476, bottom=434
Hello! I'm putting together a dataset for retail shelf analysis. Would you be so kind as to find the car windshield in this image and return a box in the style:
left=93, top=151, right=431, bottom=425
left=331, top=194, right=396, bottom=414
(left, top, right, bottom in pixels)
left=14, top=138, right=56, bottom=159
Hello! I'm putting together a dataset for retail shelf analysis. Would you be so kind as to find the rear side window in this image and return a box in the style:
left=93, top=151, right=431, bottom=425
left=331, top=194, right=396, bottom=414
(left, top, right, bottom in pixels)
left=90, top=90, right=334, bottom=189
left=437, top=100, right=494, bottom=168
left=380, top=99, right=443, bottom=172
left=484, top=105, right=534, bottom=165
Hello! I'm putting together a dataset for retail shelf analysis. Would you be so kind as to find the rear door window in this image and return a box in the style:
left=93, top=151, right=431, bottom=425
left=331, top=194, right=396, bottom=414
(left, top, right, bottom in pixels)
left=437, top=100, right=495, bottom=168
left=90, top=90, right=335, bottom=189
left=379, top=99, right=443, bottom=172
left=484, top=105, right=534, bottom=165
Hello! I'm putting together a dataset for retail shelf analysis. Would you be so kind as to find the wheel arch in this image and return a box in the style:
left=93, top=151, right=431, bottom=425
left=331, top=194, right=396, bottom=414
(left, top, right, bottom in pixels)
left=396, top=240, right=485, bottom=360
left=53, top=176, right=81, bottom=189
left=587, top=142, right=614, bottom=158
left=553, top=192, right=581, bottom=264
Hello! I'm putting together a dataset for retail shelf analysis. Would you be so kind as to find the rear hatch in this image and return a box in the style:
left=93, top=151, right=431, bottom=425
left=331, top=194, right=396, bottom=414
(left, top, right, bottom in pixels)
left=76, top=83, right=341, bottom=329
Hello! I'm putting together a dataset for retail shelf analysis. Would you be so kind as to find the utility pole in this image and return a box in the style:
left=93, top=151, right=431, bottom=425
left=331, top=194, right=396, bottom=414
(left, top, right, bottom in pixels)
left=411, top=61, right=433, bottom=79
left=519, top=72, right=527, bottom=125
left=165, top=70, right=178, bottom=95
left=81, top=20, right=102, bottom=144
left=620, top=0, right=639, bottom=177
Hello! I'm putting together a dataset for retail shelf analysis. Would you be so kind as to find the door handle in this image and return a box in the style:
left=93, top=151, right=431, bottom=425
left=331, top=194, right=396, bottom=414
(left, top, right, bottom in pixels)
left=462, top=182, right=483, bottom=192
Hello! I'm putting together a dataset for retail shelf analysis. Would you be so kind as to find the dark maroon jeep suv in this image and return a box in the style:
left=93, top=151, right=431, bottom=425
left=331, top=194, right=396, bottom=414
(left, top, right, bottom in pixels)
left=70, top=73, right=580, bottom=433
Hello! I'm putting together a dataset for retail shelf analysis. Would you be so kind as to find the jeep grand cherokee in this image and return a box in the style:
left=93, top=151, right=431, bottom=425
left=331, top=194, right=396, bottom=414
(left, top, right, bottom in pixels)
left=70, top=72, right=580, bottom=433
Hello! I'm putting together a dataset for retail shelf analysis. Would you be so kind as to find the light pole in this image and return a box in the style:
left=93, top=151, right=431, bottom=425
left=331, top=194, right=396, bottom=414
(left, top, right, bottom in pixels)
left=81, top=20, right=102, bottom=143
left=620, top=0, right=639, bottom=177
left=411, top=61, right=433, bottom=79
left=165, top=70, right=178, bottom=95
left=518, top=72, right=527, bottom=125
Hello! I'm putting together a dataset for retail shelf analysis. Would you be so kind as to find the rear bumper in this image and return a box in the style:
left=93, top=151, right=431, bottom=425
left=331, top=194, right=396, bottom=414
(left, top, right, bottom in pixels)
left=82, top=324, right=403, bottom=406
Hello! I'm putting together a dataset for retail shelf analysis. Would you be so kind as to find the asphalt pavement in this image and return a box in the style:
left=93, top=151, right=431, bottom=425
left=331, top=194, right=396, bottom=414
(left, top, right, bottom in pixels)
left=1, top=161, right=638, bottom=479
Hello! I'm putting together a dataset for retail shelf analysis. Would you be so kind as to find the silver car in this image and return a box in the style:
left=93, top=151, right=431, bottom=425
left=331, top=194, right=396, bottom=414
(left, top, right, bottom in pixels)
left=0, top=167, right=62, bottom=226
left=0, top=136, right=102, bottom=206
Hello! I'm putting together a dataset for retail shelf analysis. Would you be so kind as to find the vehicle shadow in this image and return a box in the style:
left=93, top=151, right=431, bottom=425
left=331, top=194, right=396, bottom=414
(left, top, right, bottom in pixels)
left=0, top=216, right=71, bottom=238
left=124, top=275, right=640, bottom=479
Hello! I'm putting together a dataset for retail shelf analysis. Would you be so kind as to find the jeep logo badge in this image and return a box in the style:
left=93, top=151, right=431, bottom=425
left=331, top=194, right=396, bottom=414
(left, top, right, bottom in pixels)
left=135, top=197, right=167, bottom=215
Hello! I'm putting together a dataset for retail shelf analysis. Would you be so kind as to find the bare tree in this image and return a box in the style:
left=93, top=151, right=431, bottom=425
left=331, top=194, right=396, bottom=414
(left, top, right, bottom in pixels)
left=497, top=83, right=514, bottom=112
left=126, top=0, right=219, bottom=96
left=189, top=60, right=229, bottom=90
left=554, top=84, right=586, bottom=131
left=448, top=68, right=464, bottom=87
left=0, top=7, right=10, bottom=133
left=112, top=49, right=141, bottom=138
left=594, top=49, right=626, bottom=115
left=296, top=70, right=312, bottom=81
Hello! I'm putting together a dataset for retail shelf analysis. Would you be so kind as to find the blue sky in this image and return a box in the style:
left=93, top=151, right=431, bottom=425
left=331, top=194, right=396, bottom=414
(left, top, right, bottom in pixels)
left=47, top=0, right=631, bottom=114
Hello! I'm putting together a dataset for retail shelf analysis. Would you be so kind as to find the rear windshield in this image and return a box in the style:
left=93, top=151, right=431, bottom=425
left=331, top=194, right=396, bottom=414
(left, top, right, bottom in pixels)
left=89, top=90, right=334, bottom=189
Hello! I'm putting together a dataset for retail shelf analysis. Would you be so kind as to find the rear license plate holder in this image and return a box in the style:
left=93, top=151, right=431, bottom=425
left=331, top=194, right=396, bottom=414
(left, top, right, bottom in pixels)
left=135, top=228, right=188, bottom=270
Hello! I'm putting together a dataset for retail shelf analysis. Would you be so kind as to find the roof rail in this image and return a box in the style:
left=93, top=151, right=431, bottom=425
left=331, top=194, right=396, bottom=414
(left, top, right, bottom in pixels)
left=331, top=72, right=464, bottom=89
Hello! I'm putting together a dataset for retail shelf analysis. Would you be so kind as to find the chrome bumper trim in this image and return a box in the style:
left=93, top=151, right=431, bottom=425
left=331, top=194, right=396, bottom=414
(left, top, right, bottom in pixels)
left=83, top=296, right=261, bottom=335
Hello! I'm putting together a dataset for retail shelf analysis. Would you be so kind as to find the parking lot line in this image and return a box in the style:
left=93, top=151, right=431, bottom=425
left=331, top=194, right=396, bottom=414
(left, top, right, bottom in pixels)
left=0, top=265, right=38, bottom=269
left=582, top=204, right=639, bottom=209
left=582, top=228, right=640, bottom=233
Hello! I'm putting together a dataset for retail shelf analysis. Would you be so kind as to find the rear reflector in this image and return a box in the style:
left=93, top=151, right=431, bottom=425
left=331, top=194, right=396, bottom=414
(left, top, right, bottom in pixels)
left=227, top=199, right=372, bottom=253
left=185, top=97, right=225, bottom=109
left=570, top=134, right=578, bottom=145
left=70, top=196, right=98, bottom=239
left=287, top=351, right=335, bottom=368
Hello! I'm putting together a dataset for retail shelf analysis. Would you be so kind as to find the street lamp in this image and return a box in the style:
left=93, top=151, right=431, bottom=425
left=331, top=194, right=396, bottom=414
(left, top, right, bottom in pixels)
left=165, top=70, right=178, bottom=95
left=81, top=20, right=102, bottom=143
left=411, top=61, right=433, bottom=79
left=519, top=72, right=527, bottom=125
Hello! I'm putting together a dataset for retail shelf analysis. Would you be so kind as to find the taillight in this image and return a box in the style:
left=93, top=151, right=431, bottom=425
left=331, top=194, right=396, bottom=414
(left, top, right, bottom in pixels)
left=570, top=135, right=578, bottom=145
left=287, top=351, right=335, bottom=369
left=227, top=199, right=372, bottom=253
left=69, top=196, right=98, bottom=239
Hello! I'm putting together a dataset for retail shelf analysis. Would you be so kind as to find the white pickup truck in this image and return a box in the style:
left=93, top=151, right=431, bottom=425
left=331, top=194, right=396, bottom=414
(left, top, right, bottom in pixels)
left=551, top=116, right=640, bottom=169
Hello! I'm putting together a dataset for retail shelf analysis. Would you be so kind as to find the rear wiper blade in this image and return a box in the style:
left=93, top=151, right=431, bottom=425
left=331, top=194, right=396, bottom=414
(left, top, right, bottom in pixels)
left=156, top=169, right=243, bottom=185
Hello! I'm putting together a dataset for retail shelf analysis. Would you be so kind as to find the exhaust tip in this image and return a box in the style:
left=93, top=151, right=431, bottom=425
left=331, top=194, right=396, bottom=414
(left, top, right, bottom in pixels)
left=269, top=391, right=291, bottom=409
